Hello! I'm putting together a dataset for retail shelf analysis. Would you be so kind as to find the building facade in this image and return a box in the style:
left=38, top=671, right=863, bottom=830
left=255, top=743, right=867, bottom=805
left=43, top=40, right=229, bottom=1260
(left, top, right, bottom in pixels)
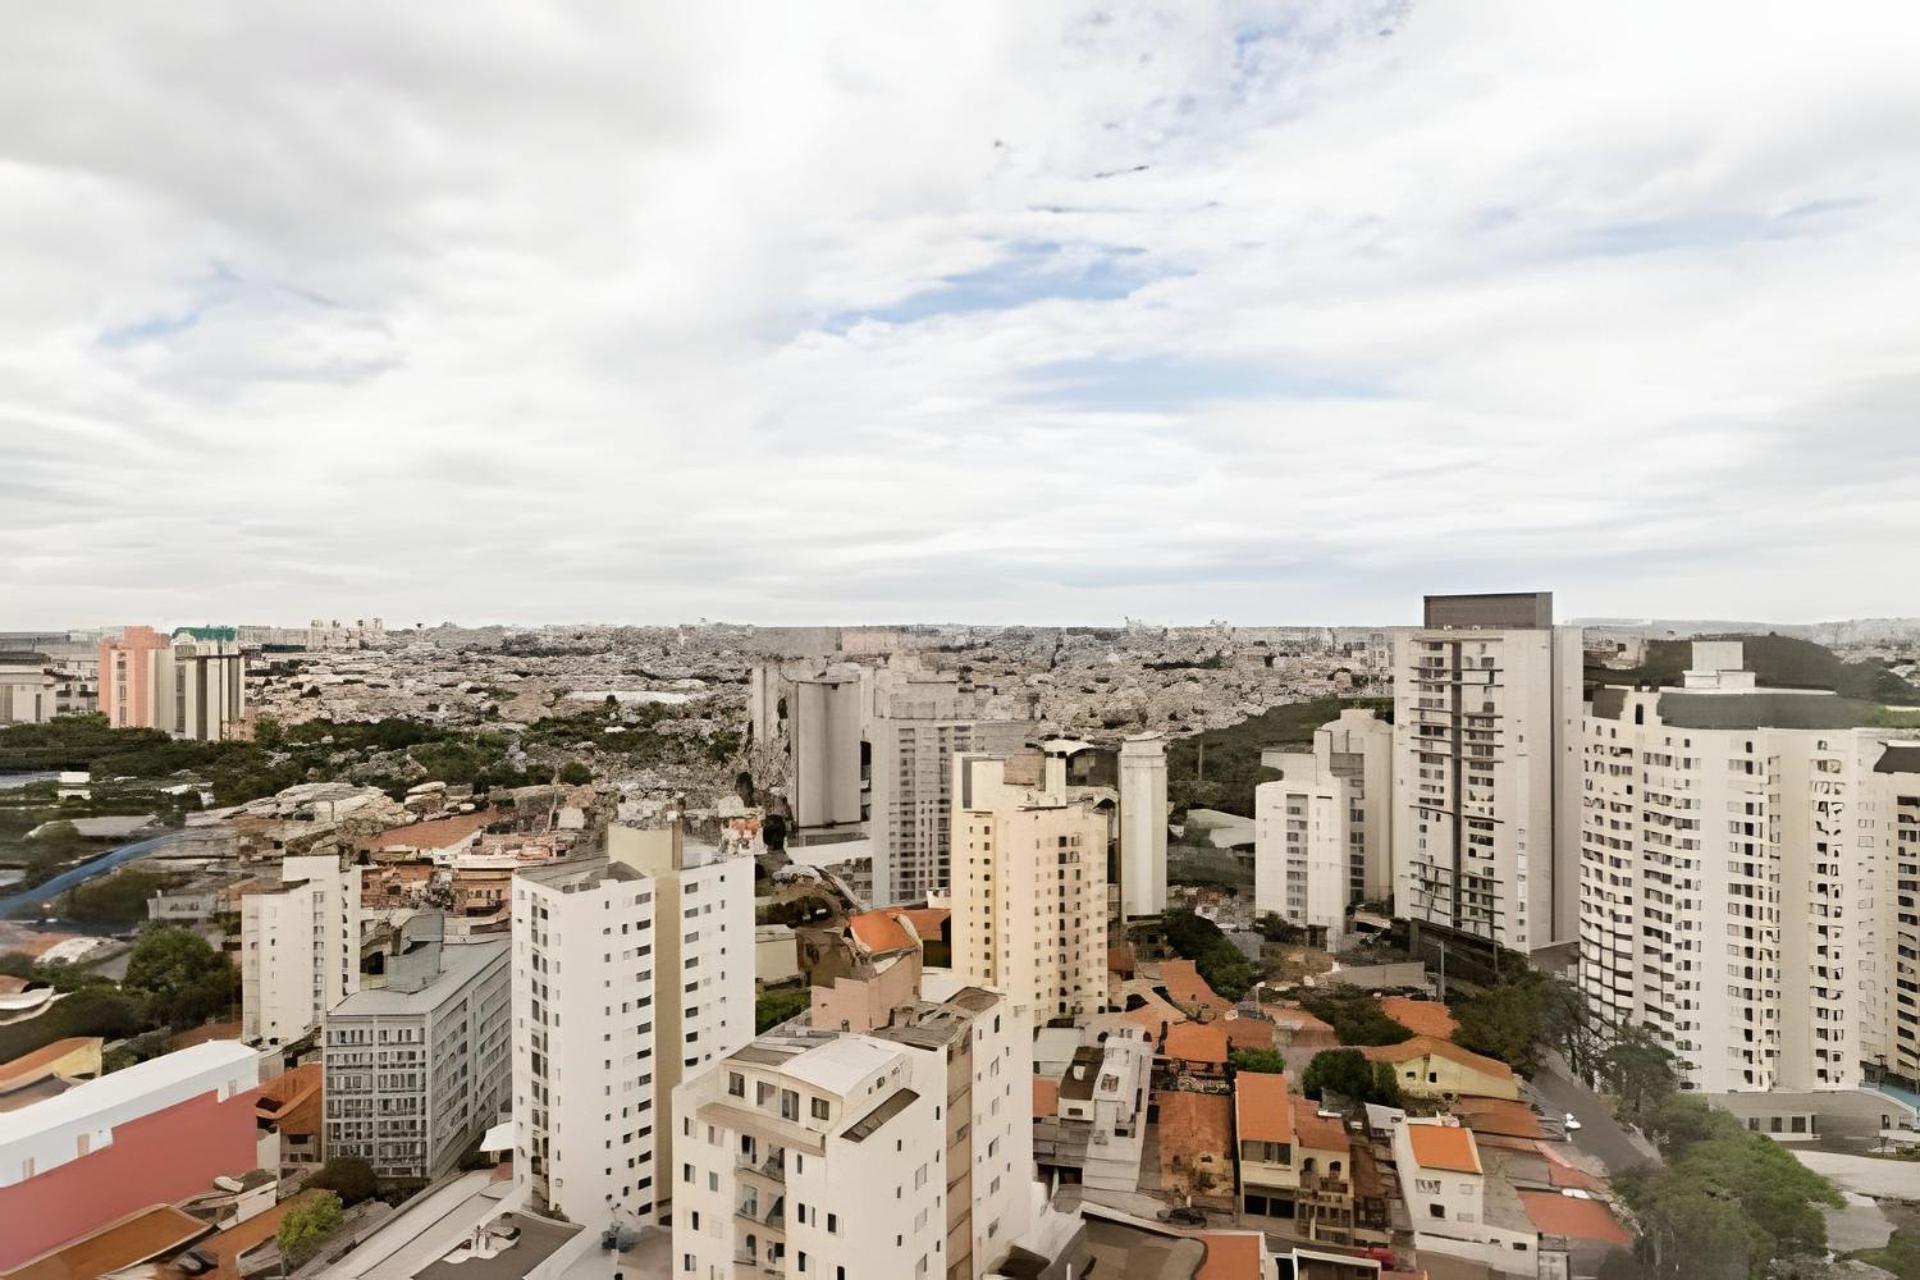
left=1392, top=592, right=1583, bottom=953
left=323, top=936, right=510, bottom=1181
left=98, top=625, right=173, bottom=730
left=1255, top=754, right=1347, bottom=943
left=950, top=753, right=1108, bottom=1021
left=1118, top=734, right=1169, bottom=919
left=1872, top=745, right=1920, bottom=1085
left=513, top=828, right=752, bottom=1232
left=0, top=651, right=57, bottom=725
left=241, top=854, right=363, bottom=1048
left=1578, top=643, right=1920, bottom=1092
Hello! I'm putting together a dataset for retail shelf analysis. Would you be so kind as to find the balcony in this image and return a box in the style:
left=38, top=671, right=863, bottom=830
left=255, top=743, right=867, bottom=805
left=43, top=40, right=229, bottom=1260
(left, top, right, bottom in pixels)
left=736, top=1145, right=787, bottom=1184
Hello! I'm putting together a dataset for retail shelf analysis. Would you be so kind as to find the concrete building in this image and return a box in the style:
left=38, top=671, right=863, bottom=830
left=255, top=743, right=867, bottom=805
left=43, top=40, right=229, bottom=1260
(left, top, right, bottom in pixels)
left=950, top=752, right=1108, bottom=1021
left=241, top=854, right=363, bottom=1048
left=0, top=652, right=57, bottom=725
left=1031, top=1018, right=1154, bottom=1192
left=1872, top=744, right=1920, bottom=1086
left=513, top=827, right=752, bottom=1232
left=1254, top=754, right=1347, bottom=945
left=1118, top=734, right=1168, bottom=919
left=0, top=1041, right=263, bottom=1271
left=1578, top=642, right=1920, bottom=1092
left=1391, top=1120, right=1539, bottom=1276
left=98, top=625, right=173, bottom=730
left=322, top=932, right=510, bottom=1181
left=168, top=630, right=246, bottom=742
left=1392, top=592, right=1583, bottom=953
left=670, top=975, right=1035, bottom=1280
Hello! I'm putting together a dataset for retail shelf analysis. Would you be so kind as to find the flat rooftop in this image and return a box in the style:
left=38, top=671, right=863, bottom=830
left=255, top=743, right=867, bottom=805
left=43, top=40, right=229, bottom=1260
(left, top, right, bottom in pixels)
left=328, top=939, right=507, bottom=1017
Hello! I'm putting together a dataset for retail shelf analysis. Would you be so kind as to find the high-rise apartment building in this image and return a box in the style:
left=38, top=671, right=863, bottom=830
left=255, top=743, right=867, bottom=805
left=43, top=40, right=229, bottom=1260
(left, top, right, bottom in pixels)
left=513, top=826, right=752, bottom=1232
left=99, top=625, right=173, bottom=730
left=241, top=854, right=363, bottom=1047
left=949, top=752, right=1107, bottom=1021
left=1577, top=642, right=1920, bottom=1092
left=322, top=933, right=510, bottom=1180
left=1254, top=707, right=1395, bottom=940
left=1118, top=733, right=1169, bottom=918
left=670, top=975, right=1034, bottom=1280
left=1871, top=745, right=1920, bottom=1086
left=1392, top=592, right=1583, bottom=953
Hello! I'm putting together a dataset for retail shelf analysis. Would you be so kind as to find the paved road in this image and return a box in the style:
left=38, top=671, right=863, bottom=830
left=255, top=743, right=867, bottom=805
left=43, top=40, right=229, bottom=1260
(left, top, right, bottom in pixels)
left=1529, top=1050, right=1659, bottom=1174
left=1792, top=1149, right=1920, bottom=1200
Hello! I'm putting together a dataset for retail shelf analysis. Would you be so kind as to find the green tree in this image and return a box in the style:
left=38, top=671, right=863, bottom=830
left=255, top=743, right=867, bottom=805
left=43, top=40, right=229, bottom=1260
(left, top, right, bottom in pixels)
left=277, top=1191, right=344, bottom=1265
left=1599, top=1024, right=1679, bottom=1123
left=1300, top=1048, right=1401, bottom=1106
left=558, top=760, right=593, bottom=786
left=307, top=1156, right=379, bottom=1207
left=123, top=926, right=236, bottom=1026
left=1229, top=1048, right=1287, bottom=1074
left=1159, top=910, right=1259, bottom=1001
left=1294, top=986, right=1411, bottom=1046
left=756, top=986, right=810, bottom=1033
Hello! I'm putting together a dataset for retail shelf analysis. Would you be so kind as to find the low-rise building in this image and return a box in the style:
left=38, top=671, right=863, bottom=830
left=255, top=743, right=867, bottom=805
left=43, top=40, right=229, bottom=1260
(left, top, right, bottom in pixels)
left=1031, top=1019, right=1153, bottom=1193
left=0, top=1041, right=263, bottom=1271
left=1233, top=1072, right=1356, bottom=1245
left=1361, top=1036, right=1518, bottom=1101
left=1391, top=1120, right=1539, bottom=1276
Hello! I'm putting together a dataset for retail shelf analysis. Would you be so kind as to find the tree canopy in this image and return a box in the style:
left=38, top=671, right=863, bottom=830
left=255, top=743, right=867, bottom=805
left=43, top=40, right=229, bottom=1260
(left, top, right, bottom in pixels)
left=1293, top=985, right=1411, bottom=1047
left=1300, top=1048, right=1402, bottom=1106
left=276, top=1191, right=344, bottom=1264
left=123, top=926, right=237, bottom=1027
left=1159, top=910, right=1259, bottom=1001
left=1228, top=1047, right=1287, bottom=1075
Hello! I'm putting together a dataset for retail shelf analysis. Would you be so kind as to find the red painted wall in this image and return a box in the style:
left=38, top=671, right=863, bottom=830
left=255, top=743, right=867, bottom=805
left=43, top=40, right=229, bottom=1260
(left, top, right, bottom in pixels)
left=0, top=1084, right=261, bottom=1269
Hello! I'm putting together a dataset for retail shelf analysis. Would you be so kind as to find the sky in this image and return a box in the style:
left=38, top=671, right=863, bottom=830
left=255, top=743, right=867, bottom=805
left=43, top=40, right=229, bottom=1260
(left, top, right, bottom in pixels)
left=5, top=2, right=1919, bottom=630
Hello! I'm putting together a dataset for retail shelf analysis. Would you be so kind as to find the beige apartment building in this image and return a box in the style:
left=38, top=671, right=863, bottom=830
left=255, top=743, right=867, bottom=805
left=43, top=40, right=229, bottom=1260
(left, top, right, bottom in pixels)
left=1255, top=706, right=1394, bottom=941
left=1872, top=745, right=1920, bottom=1085
left=949, top=751, right=1108, bottom=1022
left=1578, top=642, right=1920, bottom=1092
left=1392, top=592, right=1584, bottom=953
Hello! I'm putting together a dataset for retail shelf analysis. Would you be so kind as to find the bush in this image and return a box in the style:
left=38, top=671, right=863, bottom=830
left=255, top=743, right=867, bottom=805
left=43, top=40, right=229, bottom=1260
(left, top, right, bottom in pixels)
left=1229, top=1048, right=1287, bottom=1074
left=1160, top=910, right=1259, bottom=1001
left=1294, top=986, right=1411, bottom=1047
left=277, top=1191, right=344, bottom=1264
left=558, top=760, right=593, bottom=786
left=756, top=986, right=810, bottom=1033
left=124, top=926, right=237, bottom=1027
left=307, top=1156, right=379, bottom=1206
left=1300, top=1048, right=1402, bottom=1107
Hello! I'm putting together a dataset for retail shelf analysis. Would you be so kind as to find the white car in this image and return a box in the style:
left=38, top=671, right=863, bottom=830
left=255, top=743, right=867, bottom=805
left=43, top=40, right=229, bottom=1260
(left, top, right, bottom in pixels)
left=1564, top=1113, right=1583, bottom=1132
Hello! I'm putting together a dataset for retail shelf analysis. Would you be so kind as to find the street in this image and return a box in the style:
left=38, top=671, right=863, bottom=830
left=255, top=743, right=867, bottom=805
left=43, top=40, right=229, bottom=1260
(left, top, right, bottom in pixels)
left=1529, top=1049, right=1660, bottom=1174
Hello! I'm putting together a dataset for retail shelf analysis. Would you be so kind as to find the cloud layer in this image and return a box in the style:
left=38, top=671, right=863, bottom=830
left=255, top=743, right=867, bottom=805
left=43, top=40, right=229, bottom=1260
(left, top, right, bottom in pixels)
left=5, top=2, right=1917, bottom=628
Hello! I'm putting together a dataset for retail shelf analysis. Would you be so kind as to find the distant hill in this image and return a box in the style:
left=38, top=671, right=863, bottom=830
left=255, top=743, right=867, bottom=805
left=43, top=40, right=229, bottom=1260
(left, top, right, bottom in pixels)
left=1592, top=634, right=1920, bottom=706
left=1167, top=695, right=1393, bottom=819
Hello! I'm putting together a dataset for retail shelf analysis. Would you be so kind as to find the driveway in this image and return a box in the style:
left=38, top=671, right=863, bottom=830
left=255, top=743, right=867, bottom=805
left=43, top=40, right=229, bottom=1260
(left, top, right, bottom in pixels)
left=1528, top=1050, right=1660, bottom=1174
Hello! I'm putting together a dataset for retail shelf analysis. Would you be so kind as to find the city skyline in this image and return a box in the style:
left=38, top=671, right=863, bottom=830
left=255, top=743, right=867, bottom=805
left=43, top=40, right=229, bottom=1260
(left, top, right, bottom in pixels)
left=6, top=3, right=1918, bottom=625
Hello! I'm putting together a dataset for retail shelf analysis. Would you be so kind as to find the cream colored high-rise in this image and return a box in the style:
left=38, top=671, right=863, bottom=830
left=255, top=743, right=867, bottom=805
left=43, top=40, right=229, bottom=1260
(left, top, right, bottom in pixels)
left=1577, top=642, right=1920, bottom=1093
left=241, top=854, right=362, bottom=1047
left=950, top=753, right=1107, bottom=1021
left=1255, top=707, right=1394, bottom=940
left=1868, top=745, right=1920, bottom=1085
left=1392, top=592, right=1583, bottom=953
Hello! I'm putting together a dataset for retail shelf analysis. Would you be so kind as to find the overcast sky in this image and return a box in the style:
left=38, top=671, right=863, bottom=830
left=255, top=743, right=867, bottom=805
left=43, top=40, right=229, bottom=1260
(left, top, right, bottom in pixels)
left=5, top=3, right=1918, bottom=630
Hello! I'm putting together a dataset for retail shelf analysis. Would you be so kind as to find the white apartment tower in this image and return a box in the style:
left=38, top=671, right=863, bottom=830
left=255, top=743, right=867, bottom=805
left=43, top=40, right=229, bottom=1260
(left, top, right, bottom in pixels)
left=1577, top=642, right=1920, bottom=1092
left=514, top=826, right=752, bottom=1231
left=1118, top=733, right=1169, bottom=918
left=949, top=752, right=1107, bottom=1021
left=1871, top=745, right=1920, bottom=1086
left=671, top=977, right=1033, bottom=1280
left=241, top=854, right=362, bottom=1047
left=1254, top=755, right=1347, bottom=944
left=1392, top=592, right=1583, bottom=953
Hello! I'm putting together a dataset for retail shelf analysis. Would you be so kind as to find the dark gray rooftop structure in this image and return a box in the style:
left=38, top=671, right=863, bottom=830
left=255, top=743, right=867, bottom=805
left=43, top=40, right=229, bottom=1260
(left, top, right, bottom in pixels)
left=1423, top=591, right=1554, bottom=630
left=1875, top=744, right=1920, bottom=774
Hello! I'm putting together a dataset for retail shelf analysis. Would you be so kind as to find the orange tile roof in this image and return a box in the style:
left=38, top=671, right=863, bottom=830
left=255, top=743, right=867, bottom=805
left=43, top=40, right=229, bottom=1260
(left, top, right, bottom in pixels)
left=1195, top=1232, right=1265, bottom=1280
left=371, top=808, right=495, bottom=850
left=4, top=1204, right=210, bottom=1280
left=1223, top=1016, right=1275, bottom=1051
left=1518, top=1191, right=1632, bottom=1246
left=1452, top=1096, right=1543, bottom=1140
left=847, top=910, right=918, bottom=955
left=893, top=907, right=948, bottom=941
left=1362, top=1035, right=1514, bottom=1084
left=1407, top=1124, right=1481, bottom=1174
left=1235, top=1071, right=1294, bottom=1144
left=1290, top=1096, right=1351, bottom=1154
left=1159, top=958, right=1230, bottom=1015
left=1381, top=996, right=1459, bottom=1041
left=1162, top=1020, right=1230, bottom=1065
left=1540, top=1143, right=1607, bottom=1192
left=1155, top=1090, right=1233, bottom=1174
left=0, top=1037, right=100, bottom=1092
left=257, top=1062, right=323, bottom=1137
left=1032, top=1076, right=1059, bottom=1119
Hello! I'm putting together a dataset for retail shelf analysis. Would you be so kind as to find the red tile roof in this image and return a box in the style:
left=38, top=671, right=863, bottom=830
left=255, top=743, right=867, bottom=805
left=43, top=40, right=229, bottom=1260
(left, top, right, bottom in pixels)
left=0, top=1037, right=100, bottom=1093
left=893, top=907, right=948, bottom=942
left=1032, top=1076, right=1059, bottom=1119
left=1159, top=958, right=1230, bottom=1016
left=1223, top=1016, right=1275, bottom=1051
left=1162, top=1020, right=1230, bottom=1065
left=1519, top=1190, right=1632, bottom=1246
left=371, top=809, right=494, bottom=851
left=4, top=1205, right=210, bottom=1280
left=1195, top=1232, right=1265, bottom=1280
left=1406, top=1124, right=1481, bottom=1174
left=1452, top=1096, right=1544, bottom=1140
left=1235, top=1072, right=1293, bottom=1144
left=1380, top=996, right=1459, bottom=1041
left=847, top=910, right=918, bottom=955
left=1290, top=1096, right=1351, bottom=1155
left=1155, top=1090, right=1233, bottom=1178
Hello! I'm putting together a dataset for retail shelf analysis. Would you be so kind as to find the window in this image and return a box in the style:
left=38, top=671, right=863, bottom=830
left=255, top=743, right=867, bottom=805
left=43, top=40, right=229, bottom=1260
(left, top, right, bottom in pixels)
left=728, top=1072, right=745, bottom=1098
left=781, top=1089, right=800, bottom=1121
left=812, top=1097, right=830, bottom=1120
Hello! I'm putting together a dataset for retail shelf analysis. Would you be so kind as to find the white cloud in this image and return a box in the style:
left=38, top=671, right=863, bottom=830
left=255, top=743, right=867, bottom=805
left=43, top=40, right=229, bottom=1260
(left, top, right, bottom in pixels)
left=3, top=1, right=1917, bottom=628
